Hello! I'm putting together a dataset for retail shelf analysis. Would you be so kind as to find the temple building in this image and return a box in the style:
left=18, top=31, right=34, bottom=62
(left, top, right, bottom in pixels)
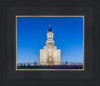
left=40, top=25, right=61, bottom=65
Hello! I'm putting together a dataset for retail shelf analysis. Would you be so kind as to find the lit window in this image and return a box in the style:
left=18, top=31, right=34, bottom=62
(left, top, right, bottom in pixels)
left=49, top=52, right=52, bottom=56
left=49, top=58, right=52, bottom=61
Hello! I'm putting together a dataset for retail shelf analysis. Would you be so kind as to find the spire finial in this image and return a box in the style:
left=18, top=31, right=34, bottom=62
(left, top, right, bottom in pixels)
left=48, top=24, right=53, bottom=33
left=49, top=24, right=51, bottom=28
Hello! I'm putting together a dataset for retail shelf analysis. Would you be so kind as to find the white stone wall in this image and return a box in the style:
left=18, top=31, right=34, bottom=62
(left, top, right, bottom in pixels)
left=40, top=46, right=61, bottom=65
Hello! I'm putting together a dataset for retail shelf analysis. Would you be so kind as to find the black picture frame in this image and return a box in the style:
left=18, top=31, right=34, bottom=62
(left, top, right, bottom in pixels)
left=1, top=1, right=99, bottom=86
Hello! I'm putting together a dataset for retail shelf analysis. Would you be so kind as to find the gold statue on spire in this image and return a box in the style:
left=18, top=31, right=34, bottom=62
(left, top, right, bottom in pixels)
left=49, top=24, right=51, bottom=27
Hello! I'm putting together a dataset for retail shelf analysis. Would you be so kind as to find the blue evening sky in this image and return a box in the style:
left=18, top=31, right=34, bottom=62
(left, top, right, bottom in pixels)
left=17, top=17, right=83, bottom=64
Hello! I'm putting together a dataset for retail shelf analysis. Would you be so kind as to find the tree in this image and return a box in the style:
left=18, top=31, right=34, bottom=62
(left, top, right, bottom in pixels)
left=27, top=63, right=30, bottom=67
left=65, top=61, right=68, bottom=65
left=34, top=62, right=37, bottom=66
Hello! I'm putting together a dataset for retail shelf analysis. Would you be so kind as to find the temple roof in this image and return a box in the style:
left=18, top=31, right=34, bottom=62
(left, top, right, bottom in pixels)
left=48, top=24, right=53, bottom=33
left=48, top=28, right=53, bottom=32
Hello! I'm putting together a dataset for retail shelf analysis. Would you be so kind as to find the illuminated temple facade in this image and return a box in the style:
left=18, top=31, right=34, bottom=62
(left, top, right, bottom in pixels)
left=40, top=25, right=61, bottom=65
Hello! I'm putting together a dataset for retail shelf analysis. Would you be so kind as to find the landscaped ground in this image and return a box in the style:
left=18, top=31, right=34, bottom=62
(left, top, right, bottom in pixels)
left=17, top=65, right=83, bottom=69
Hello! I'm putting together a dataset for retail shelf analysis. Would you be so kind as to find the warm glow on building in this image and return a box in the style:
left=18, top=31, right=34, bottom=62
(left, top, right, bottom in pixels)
left=40, top=25, right=61, bottom=65
left=49, top=52, right=52, bottom=56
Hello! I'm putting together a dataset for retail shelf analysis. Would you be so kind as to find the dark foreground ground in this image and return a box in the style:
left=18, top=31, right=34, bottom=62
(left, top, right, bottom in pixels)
left=17, top=65, right=83, bottom=69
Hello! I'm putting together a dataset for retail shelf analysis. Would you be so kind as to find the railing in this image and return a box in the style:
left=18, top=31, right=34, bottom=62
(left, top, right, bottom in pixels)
left=17, top=62, right=83, bottom=66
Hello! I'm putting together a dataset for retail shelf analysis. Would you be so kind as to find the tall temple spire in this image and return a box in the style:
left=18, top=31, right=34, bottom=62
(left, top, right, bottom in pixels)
left=40, top=25, right=61, bottom=65
left=48, top=24, right=53, bottom=32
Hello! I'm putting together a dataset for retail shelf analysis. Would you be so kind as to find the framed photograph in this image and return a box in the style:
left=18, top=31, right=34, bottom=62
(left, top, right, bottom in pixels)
left=16, top=16, right=84, bottom=71
left=1, top=1, right=99, bottom=86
